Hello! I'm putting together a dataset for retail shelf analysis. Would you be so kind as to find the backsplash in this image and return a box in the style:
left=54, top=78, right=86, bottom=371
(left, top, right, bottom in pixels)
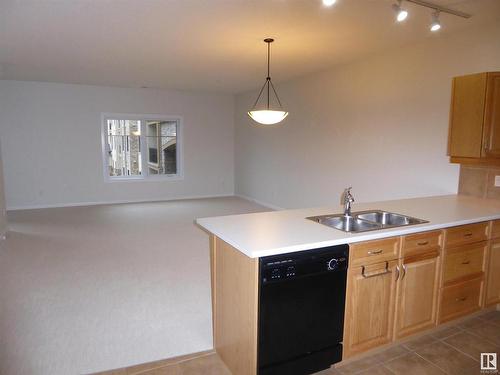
left=458, top=165, right=500, bottom=199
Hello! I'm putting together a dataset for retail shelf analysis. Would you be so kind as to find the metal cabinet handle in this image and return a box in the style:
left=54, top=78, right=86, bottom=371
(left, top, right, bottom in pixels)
left=417, top=241, right=429, bottom=246
left=402, top=264, right=407, bottom=279
left=395, top=265, right=400, bottom=281
left=461, top=260, right=471, bottom=265
left=464, top=233, right=473, bottom=237
left=368, top=249, right=383, bottom=255
left=361, top=261, right=391, bottom=278
left=456, top=297, right=467, bottom=302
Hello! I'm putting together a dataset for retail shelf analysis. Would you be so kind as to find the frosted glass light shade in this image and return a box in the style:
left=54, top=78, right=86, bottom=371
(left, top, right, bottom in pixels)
left=248, top=110, right=288, bottom=125
left=322, top=0, right=337, bottom=6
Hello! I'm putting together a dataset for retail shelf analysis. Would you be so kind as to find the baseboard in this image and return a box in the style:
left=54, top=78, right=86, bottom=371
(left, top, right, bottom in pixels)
left=7, top=193, right=236, bottom=211
left=235, top=193, right=284, bottom=211
left=91, top=349, right=215, bottom=375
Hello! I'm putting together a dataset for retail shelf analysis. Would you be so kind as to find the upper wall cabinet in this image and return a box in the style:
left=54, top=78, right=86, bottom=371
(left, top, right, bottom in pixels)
left=448, top=72, right=500, bottom=164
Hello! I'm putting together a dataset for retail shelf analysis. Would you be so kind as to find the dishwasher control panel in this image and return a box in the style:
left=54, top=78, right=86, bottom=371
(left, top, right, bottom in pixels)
left=260, top=245, right=348, bottom=285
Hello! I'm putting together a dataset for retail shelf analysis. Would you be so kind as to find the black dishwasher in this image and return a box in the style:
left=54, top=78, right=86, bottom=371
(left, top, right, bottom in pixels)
left=258, top=244, right=348, bottom=375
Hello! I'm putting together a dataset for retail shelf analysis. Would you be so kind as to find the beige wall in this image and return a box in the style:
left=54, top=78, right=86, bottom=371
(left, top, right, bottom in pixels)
left=235, top=22, right=500, bottom=209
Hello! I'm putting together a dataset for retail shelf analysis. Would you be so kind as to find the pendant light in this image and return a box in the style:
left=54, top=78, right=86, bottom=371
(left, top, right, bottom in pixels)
left=248, top=38, right=288, bottom=125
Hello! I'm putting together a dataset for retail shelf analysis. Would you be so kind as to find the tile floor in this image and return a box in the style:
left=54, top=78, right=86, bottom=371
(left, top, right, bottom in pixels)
left=102, top=309, right=500, bottom=375
left=326, top=309, right=500, bottom=375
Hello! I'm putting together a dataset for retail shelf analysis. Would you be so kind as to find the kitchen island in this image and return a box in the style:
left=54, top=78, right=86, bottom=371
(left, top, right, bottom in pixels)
left=196, top=194, right=500, bottom=375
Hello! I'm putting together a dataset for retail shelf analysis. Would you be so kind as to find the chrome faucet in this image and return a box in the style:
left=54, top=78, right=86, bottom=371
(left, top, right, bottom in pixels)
left=343, top=187, right=355, bottom=217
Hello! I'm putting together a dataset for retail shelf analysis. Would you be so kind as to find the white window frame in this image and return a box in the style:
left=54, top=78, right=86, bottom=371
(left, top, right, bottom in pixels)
left=101, top=113, right=184, bottom=182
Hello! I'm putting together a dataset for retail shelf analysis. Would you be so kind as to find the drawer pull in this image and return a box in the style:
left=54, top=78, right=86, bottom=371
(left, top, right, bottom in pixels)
left=455, top=297, right=467, bottom=302
left=463, top=233, right=473, bottom=237
left=417, top=241, right=429, bottom=246
left=461, top=260, right=470, bottom=265
left=368, top=249, right=383, bottom=255
left=361, top=262, right=390, bottom=278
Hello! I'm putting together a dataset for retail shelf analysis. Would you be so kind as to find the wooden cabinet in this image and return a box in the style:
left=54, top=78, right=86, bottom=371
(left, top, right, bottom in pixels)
left=349, top=237, right=400, bottom=267
left=485, top=239, right=500, bottom=306
left=343, top=260, right=398, bottom=358
left=438, top=224, right=488, bottom=323
left=345, top=233, right=443, bottom=356
left=484, top=73, right=500, bottom=158
left=394, top=231, right=441, bottom=340
left=394, top=252, right=440, bottom=340
left=440, top=277, right=483, bottom=322
left=444, top=221, right=489, bottom=248
left=448, top=72, right=500, bottom=164
left=401, top=231, right=441, bottom=258
left=490, top=220, right=500, bottom=239
left=442, top=242, right=486, bottom=283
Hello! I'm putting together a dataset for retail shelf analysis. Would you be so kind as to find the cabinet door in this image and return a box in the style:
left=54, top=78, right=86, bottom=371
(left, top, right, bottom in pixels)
left=343, top=260, right=398, bottom=358
left=448, top=73, right=487, bottom=158
left=485, top=239, right=500, bottom=306
left=394, top=255, right=439, bottom=339
left=483, top=73, right=500, bottom=158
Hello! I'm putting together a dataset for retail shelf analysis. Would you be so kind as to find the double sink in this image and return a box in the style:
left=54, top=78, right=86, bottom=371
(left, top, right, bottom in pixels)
left=307, top=210, right=428, bottom=233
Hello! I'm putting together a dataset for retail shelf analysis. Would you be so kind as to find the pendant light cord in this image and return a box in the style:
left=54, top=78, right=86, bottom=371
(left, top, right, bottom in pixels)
left=267, top=41, right=271, bottom=109
left=267, top=40, right=271, bottom=79
left=250, top=38, right=284, bottom=111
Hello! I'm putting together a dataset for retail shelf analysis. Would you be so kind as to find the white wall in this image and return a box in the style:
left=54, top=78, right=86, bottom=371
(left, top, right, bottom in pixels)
left=0, top=81, right=235, bottom=209
left=235, top=23, right=500, bottom=209
left=0, top=142, right=7, bottom=235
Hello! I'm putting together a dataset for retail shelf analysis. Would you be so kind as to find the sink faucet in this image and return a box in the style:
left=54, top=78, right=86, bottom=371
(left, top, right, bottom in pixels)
left=343, top=187, right=355, bottom=217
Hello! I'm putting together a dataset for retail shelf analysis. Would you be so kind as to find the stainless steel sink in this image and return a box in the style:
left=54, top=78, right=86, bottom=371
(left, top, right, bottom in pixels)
left=316, top=215, right=380, bottom=232
left=356, top=211, right=426, bottom=226
left=307, top=210, right=428, bottom=233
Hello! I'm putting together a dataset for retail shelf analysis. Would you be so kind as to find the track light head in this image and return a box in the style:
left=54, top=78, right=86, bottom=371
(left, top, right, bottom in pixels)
left=392, top=0, right=408, bottom=22
left=322, top=0, right=337, bottom=7
left=430, top=10, right=441, bottom=31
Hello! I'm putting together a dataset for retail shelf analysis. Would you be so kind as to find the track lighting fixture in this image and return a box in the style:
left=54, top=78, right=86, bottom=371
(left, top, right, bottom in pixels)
left=430, top=10, right=441, bottom=31
left=392, top=0, right=408, bottom=22
left=319, top=0, right=470, bottom=31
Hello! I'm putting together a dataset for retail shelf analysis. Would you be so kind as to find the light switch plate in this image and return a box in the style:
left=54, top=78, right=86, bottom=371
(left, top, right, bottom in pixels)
left=495, top=175, right=500, bottom=187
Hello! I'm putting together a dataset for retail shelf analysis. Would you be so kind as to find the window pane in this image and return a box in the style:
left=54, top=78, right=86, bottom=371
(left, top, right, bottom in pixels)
left=106, top=119, right=142, bottom=177
left=145, top=120, right=177, bottom=175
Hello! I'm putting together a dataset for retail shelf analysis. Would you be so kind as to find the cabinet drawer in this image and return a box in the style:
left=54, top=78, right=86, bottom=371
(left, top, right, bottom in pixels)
left=439, top=277, right=482, bottom=323
left=444, top=222, right=488, bottom=247
left=350, top=237, right=400, bottom=266
left=443, top=242, right=486, bottom=284
left=402, top=231, right=442, bottom=258
left=491, top=220, right=500, bottom=240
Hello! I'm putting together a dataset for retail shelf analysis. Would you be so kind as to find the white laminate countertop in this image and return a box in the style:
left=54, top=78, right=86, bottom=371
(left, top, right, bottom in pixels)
left=196, top=195, right=500, bottom=258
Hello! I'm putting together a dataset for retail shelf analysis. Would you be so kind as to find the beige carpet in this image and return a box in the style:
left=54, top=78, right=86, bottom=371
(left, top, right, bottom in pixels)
left=0, top=197, right=269, bottom=375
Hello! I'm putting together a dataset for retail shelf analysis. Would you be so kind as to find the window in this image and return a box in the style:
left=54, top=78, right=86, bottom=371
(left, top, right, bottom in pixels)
left=102, top=115, right=181, bottom=181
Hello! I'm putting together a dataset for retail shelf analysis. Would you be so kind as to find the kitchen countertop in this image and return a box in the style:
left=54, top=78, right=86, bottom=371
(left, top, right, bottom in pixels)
left=196, top=195, right=500, bottom=258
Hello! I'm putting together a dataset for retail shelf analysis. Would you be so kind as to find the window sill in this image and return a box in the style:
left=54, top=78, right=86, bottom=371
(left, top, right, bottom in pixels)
left=105, top=175, right=184, bottom=183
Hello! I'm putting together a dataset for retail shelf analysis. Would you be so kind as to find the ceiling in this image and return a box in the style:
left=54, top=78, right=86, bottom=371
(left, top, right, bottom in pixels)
left=0, top=0, right=499, bottom=93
